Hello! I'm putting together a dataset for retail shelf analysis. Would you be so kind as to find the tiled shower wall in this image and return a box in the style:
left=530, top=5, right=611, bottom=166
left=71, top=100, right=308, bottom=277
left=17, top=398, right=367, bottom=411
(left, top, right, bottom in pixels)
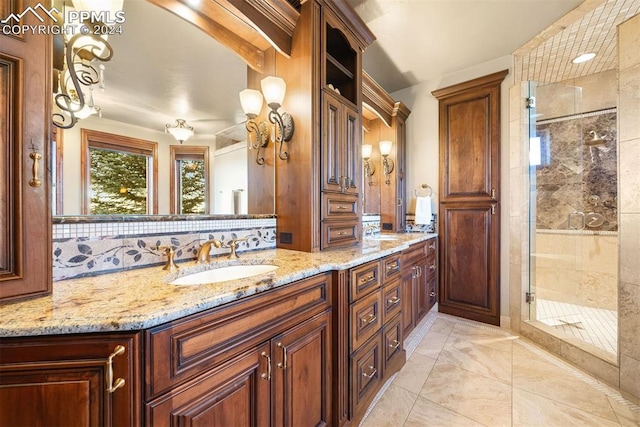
left=53, top=217, right=276, bottom=281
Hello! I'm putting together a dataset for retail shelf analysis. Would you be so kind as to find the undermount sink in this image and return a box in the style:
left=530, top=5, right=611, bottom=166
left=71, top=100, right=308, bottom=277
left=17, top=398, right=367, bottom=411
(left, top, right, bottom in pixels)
left=366, top=235, right=398, bottom=241
left=170, top=264, right=279, bottom=286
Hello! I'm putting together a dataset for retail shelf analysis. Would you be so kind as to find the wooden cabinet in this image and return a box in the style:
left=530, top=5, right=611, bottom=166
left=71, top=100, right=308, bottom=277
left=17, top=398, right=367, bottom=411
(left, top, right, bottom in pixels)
left=401, top=238, right=438, bottom=336
left=347, top=254, right=405, bottom=425
left=0, top=333, right=142, bottom=426
left=145, top=273, right=333, bottom=426
left=270, top=0, right=374, bottom=252
left=432, top=71, right=507, bottom=326
left=0, top=0, right=52, bottom=301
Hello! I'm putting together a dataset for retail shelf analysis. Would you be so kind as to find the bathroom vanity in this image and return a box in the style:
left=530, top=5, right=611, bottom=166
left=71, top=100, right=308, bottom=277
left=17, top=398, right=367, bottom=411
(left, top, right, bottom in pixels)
left=0, top=234, right=437, bottom=426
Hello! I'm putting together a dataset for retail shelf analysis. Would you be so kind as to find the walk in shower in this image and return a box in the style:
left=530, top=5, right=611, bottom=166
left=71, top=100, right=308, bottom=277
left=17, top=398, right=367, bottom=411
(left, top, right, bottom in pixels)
left=526, top=73, right=618, bottom=358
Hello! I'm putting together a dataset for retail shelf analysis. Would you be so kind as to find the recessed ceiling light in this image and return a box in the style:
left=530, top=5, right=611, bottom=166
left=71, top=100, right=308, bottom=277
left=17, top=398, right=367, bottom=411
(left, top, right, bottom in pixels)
left=572, top=53, right=596, bottom=64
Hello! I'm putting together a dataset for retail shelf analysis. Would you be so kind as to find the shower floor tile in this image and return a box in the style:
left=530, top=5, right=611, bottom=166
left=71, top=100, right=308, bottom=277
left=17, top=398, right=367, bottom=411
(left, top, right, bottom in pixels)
left=537, top=298, right=617, bottom=355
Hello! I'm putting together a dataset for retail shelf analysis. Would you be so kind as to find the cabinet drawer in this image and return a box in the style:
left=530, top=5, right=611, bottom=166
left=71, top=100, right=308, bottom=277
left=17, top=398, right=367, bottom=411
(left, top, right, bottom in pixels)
left=426, top=238, right=438, bottom=257
left=382, top=314, right=404, bottom=376
left=382, top=254, right=401, bottom=283
left=322, top=193, right=359, bottom=219
left=350, top=333, right=383, bottom=417
left=382, top=279, right=402, bottom=324
left=350, top=290, right=383, bottom=351
left=350, top=260, right=381, bottom=302
left=145, top=273, right=332, bottom=399
left=321, top=220, right=359, bottom=249
left=402, top=241, right=427, bottom=265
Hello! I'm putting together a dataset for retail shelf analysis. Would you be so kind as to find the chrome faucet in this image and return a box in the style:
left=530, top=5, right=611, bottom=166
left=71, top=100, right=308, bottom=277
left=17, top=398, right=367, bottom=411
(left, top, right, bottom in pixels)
left=197, top=239, right=223, bottom=264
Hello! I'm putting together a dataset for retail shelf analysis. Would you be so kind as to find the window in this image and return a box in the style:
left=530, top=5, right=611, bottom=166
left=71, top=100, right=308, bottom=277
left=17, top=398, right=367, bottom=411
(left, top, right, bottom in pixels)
left=81, top=129, right=158, bottom=214
left=170, top=145, right=209, bottom=214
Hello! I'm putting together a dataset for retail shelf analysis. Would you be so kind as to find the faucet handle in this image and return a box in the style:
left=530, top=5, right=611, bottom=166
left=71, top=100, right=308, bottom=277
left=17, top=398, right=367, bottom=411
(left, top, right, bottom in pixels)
left=157, top=246, right=179, bottom=272
left=228, top=238, right=248, bottom=258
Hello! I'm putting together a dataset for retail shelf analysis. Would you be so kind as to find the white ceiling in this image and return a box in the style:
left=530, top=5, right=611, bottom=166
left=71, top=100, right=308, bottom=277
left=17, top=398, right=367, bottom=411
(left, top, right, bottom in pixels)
left=93, top=0, right=606, bottom=135
left=347, top=0, right=584, bottom=92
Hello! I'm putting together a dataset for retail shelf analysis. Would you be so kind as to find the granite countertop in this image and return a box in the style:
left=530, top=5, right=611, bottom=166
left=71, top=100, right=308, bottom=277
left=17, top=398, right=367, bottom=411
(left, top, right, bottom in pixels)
left=0, top=233, right=436, bottom=337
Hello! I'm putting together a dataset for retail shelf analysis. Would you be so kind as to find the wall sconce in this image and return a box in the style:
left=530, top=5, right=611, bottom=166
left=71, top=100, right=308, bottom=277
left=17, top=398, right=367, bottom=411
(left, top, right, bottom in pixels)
left=165, top=119, right=194, bottom=143
left=261, top=76, right=295, bottom=160
left=379, top=140, right=394, bottom=185
left=362, top=144, right=375, bottom=186
left=52, top=21, right=113, bottom=129
left=239, top=88, right=269, bottom=165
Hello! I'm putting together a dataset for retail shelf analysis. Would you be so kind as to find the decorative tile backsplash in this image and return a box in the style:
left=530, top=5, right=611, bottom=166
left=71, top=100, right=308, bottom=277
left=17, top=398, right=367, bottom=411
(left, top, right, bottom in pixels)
left=53, top=216, right=276, bottom=281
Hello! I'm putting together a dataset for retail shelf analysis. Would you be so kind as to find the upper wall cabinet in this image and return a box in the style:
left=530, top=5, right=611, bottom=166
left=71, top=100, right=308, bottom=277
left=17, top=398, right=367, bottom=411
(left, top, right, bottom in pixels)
left=263, top=0, right=375, bottom=252
left=0, top=0, right=52, bottom=301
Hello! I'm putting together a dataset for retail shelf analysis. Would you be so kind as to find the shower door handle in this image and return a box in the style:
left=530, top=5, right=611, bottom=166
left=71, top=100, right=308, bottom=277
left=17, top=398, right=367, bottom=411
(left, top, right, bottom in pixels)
left=568, top=212, right=585, bottom=230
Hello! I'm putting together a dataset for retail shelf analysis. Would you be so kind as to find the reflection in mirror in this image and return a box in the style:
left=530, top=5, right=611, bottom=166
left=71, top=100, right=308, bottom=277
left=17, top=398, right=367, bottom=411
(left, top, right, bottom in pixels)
left=52, top=0, right=275, bottom=217
left=170, top=146, right=209, bottom=214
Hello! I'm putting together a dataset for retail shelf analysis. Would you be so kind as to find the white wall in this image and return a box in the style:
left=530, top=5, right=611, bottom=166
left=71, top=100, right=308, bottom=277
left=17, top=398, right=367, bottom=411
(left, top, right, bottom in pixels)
left=60, top=116, right=218, bottom=215
left=392, top=54, right=514, bottom=318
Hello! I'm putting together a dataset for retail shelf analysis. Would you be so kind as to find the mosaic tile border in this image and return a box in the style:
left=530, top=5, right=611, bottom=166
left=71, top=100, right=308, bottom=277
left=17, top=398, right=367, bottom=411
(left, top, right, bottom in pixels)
left=53, top=217, right=276, bottom=281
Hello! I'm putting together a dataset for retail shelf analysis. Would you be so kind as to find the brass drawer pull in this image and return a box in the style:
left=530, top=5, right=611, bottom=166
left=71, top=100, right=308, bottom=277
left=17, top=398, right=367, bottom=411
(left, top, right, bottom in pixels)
left=386, top=262, right=399, bottom=271
left=261, top=351, right=272, bottom=380
left=106, top=345, right=126, bottom=393
left=337, top=231, right=349, bottom=236
left=276, top=342, right=288, bottom=369
left=29, top=152, right=42, bottom=188
left=428, top=242, right=436, bottom=250
left=389, top=340, right=400, bottom=350
left=362, top=366, right=377, bottom=379
left=336, top=205, right=348, bottom=210
left=430, top=291, right=436, bottom=297
left=360, top=274, right=375, bottom=283
left=387, top=296, right=400, bottom=306
left=430, top=263, right=436, bottom=271
left=360, top=313, right=377, bottom=326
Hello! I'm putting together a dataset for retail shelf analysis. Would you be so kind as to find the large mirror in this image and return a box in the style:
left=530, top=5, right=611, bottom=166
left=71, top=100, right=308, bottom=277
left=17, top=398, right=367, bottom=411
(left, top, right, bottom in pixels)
left=52, top=0, right=275, bottom=217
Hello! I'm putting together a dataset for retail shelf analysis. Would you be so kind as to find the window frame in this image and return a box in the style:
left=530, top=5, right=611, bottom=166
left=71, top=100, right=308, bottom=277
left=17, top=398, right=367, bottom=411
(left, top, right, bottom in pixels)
left=170, top=145, right=210, bottom=214
left=81, top=129, right=158, bottom=215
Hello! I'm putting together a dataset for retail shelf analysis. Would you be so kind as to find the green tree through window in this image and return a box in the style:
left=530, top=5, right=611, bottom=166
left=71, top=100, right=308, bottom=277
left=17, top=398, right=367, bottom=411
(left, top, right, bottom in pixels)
left=178, top=159, right=206, bottom=214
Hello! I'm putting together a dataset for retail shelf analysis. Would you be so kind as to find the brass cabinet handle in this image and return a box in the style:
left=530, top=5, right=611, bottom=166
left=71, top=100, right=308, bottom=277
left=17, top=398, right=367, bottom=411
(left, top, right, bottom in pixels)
left=389, top=340, right=400, bottom=350
left=360, top=313, right=377, bottom=326
left=430, top=291, right=436, bottom=297
left=428, top=242, right=436, bottom=250
left=387, top=296, right=400, bottom=306
left=362, top=366, right=377, bottom=379
left=336, top=205, right=348, bottom=210
left=386, top=262, right=399, bottom=271
left=430, top=263, right=436, bottom=271
left=29, top=152, right=42, bottom=188
left=360, top=274, right=374, bottom=283
left=276, top=342, right=287, bottom=369
left=261, top=351, right=272, bottom=380
left=491, top=188, right=496, bottom=199
left=337, top=231, right=349, bottom=236
left=106, top=345, right=126, bottom=393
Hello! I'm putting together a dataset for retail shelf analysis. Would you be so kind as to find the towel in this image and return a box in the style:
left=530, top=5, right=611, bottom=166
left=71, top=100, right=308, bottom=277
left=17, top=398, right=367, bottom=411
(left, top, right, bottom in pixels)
left=415, top=196, right=432, bottom=225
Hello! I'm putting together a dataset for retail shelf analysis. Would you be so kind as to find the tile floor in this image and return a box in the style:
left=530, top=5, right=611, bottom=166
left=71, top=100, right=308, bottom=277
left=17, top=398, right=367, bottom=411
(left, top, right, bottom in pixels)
left=536, top=298, right=618, bottom=355
left=360, top=311, right=640, bottom=426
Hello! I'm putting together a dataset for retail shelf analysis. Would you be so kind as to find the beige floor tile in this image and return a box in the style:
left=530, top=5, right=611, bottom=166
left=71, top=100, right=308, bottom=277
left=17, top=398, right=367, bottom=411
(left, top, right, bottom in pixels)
left=449, top=321, right=518, bottom=354
left=404, top=395, right=484, bottom=427
left=607, top=397, right=640, bottom=427
left=438, top=334, right=513, bottom=384
left=359, top=384, right=417, bottom=427
left=429, top=318, right=456, bottom=335
left=512, top=342, right=619, bottom=421
left=413, top=330, right=449, bottom=359
left=392, top=353, right=437, bottom=395
left=419, top=361, right=512, bottom=427
left=513, top=388, right=622, bottom=426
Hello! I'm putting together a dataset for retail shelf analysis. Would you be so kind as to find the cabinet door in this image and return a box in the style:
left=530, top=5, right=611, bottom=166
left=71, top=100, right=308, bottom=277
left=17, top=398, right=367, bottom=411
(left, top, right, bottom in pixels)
left=0, top=333, right=141, bottom=427
left=146, top=343, right=271, bottom=427
left=0, top=0, right=52, bottom=301
left=272, top=310, right=332, bottom=427
left=342, top=103, right=360, bottom=196
left=322, top=93, right=343, bottom=193
left=414, top=258, right=430, bottom=322
left=400, top=271, right=415, bottom=337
